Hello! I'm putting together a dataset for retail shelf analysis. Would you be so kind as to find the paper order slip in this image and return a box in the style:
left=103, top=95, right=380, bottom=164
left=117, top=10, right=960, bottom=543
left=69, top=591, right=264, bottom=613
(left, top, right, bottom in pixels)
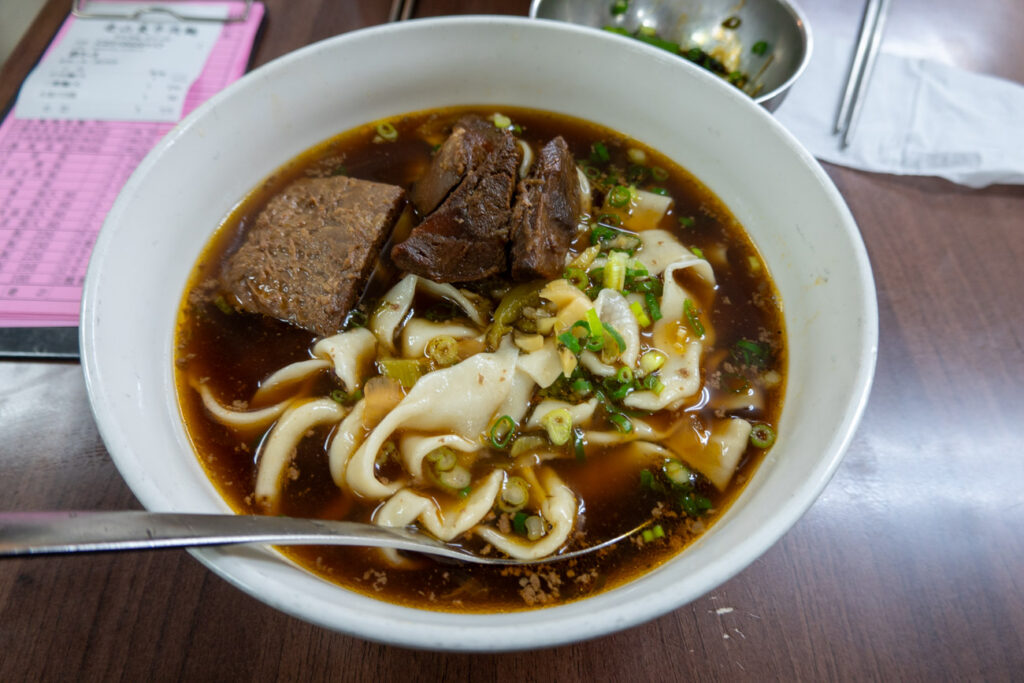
left=0, top=2, right=263, bottom=327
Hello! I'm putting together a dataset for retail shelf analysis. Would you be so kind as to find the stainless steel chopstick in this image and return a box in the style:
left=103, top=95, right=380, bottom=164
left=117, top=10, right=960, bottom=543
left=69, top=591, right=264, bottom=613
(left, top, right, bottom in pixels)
left=834, top=0, right=891, bottom=149
left=388, top=0, right=416, bottom=23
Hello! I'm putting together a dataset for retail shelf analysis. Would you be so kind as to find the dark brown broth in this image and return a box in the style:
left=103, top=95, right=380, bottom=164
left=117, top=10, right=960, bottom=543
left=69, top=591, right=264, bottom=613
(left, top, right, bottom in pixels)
left=174, top=106, right=786, bottom=612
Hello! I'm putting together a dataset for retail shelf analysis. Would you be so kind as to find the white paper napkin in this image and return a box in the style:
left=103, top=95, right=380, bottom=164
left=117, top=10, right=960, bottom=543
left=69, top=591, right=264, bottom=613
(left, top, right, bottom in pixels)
left=773, top=31, right=1024, bottom=188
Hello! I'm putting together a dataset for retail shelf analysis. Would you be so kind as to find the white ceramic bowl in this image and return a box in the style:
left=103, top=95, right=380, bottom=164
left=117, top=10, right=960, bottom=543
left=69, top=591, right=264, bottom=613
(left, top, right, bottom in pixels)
left=80, top=16, right=877, bottom=651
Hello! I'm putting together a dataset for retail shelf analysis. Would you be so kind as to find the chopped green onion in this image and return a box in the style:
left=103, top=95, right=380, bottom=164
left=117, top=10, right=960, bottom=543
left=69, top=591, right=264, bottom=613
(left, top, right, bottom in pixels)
left=610, top=0, right=629, bottom=15
left=626, top=148, right=647, bottom=164
left=604, top=250, right=629, bottom=291
left=727, top=71, right=744, bottom=84
left=607, top=185, right=631, bottom=208
left=512, top=511, right=529, bottom=534
left=596, top=212, right=622, bottom=226
left=733, top=339, right=769, bottom=367
left=459, top=485, right=472, bottom=498
left=376, top=122, right=398, bottom=141
left=642, top=529, right=654, bottom=543
left=558, top=331, right=582, bottom=354
left=644, top=292, right=663, bottom=321
left=625, top=164, right=649, bottom=183
left=636, top=33, right=680, bottom=53
left=602, top=323, right=626, bottom=354
left=590, top=140, right=611, bottom=163
left=427, top=446, right=457, bottom=472
left=751, top=40, right=769, bottom=55
left=585, top=309, right=604, bottom=343
left=722, top=15, right=741, bottom=29
left=498, top=476, right=530, bottom=513
left=438, top=465, right=471, bottom=490
left=750, top=423, right=777, bottom=449
left=540, top=408, right=573, bottom=446
left=649, top=187, right=669, bottom=196
left=573, top=427, right=586, bottom=461
left=571, top=378, right=593, bottom=396
left=639, top=469, right=655, bottom=490
left=615, top=366, right=634, bottom=385
left=525, top=515, right=546, bottom=541
left=583, top=164, right=603, bottom=180
left=608, top=382, right=631, bottom=400
left=683, top=298, right=706, bottom=338
left=690, top=246, right=705, bottom=259
left=425, top=335, right=459, bottom=366
left=652, top=524, right=665, bottom=539
left=678, top=215, right=695, bottom=227
left=650, top=166, right=668, bottom=181
left=642, top=374, right=665, bottom=395
left=609, top=412, right=633, bottom=433
left=630, top=300, right=652, bottom=327
left=564, top=267, right=589, bottom=291
left=663, top=458, right=693, bottom=486
left=639, top=350, right=667, bottom=374
left=489, top=415, right=517, bottom=449
left=491, top=112, right=512, bottom=128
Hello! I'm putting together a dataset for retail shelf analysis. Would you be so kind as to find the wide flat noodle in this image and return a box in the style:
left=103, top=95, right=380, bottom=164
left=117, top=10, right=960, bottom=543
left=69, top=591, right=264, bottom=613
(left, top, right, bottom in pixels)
left=313, top=327, right=377, bottom=391
left=254, top=398, right=347, bottom=509
left=474, top=467, right=576, bottom=560
left=374, top=470, right=504, bottom=541
left=345, top=340, right=519, bottom=499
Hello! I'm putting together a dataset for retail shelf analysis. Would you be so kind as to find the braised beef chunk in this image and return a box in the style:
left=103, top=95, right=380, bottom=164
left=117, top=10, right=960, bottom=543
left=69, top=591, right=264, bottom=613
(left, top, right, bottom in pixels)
left=509, top=136, right=582, bottom=280
left=392, top=116, right=521, bottom=282
left=221, top=176, right=405, bottom=336
left=409, top=115, right=506, bottom=214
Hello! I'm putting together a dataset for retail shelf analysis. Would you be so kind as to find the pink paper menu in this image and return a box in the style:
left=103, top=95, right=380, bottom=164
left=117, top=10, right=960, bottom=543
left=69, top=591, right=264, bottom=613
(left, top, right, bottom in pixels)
left=0, top=1, right=264, bottom=327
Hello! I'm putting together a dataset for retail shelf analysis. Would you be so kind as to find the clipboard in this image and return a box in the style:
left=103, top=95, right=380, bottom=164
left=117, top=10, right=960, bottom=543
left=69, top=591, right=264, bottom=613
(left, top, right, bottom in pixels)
left=0, top=1, right=265, bottom=360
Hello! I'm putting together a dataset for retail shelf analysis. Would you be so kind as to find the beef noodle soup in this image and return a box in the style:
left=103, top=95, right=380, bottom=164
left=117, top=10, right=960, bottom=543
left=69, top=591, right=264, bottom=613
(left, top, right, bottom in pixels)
left=174, top=106, right=786, bottom=611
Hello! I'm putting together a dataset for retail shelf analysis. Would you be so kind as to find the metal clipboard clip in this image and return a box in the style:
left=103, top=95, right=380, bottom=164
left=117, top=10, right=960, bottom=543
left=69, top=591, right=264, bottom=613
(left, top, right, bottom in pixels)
left=71, top=0, right=254, bottom=24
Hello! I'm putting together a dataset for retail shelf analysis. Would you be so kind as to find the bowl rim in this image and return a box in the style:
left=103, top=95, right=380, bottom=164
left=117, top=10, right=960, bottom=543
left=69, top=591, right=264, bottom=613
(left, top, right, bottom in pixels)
left=80, top=14, right=877, bottom=651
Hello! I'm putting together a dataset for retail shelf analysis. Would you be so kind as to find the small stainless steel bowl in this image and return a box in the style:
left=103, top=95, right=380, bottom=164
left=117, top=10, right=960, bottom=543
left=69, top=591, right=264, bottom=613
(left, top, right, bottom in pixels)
left=529, top=0, right=812, bottom=111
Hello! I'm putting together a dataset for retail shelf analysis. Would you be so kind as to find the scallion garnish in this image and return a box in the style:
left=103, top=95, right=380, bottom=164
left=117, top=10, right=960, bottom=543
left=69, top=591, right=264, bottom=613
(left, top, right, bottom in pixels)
left=630, top=300, right=652, bottom=327
left=752, top=40, right=769, bottom=56
left=564, top=266, right=589, bottom=290
left=678, top=215, right=695, bottom=227
left=650, top=166, right=669, bottom=181
left=609, top=412, right=633, bottom=433
left=572, top=427, right=586, bottom=461
left=376, top=121, right=398, bottom=141
left=489, top=415, right=517, bottom=449
left=607, top=185, right=631, bottom=208
left=644, top=291, right=662, bottom=321
left=602, top=323, right=626, bottom=354
left=610, top=0, right=629, bottom=16
left=690, top=246, right=705, bottom=259
left=558, top=331, right=582, bottom=354
left=590, top=140, right=611, bottom=163
left=684, top=298, right=705, bottom=338
left=540, top=408, right=573, bottom=446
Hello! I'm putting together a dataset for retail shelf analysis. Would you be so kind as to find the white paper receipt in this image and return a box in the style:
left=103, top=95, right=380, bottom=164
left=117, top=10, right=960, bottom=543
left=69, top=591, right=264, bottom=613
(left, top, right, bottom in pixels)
left=15, top=3, right=227, bottom=122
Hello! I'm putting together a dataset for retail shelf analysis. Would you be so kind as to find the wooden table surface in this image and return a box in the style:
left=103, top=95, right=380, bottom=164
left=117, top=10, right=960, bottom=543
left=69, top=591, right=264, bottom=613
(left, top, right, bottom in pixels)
left=2, top=0, right=1022, bottom=680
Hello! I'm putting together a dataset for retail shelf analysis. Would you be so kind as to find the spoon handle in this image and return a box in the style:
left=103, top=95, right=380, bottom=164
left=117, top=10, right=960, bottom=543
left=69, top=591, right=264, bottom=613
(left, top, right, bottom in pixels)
left=0, top=511, right=471, bottom=560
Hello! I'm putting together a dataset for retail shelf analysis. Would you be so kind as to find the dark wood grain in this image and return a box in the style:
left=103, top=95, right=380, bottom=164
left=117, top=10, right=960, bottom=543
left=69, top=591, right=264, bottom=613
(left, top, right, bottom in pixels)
left=1, top=0, right=1022, bottom=680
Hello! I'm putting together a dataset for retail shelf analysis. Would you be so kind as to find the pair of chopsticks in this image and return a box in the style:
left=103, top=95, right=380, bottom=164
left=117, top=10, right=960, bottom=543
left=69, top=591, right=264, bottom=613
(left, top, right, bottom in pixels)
left=834, top=0, right=891, bottom=149
left=388, top=0, right=416, bottom=22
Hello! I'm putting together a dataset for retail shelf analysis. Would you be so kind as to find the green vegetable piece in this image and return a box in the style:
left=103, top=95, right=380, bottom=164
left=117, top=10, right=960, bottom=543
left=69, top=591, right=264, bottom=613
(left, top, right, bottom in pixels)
left=590, top=140, right=611, bottom=164
left=425, top=335, right=459, bottom=367
left=752, top=40, right=769, bottom=55
left=610, top=0, right=629, bottom=16
left=607, top=185, right=631, bottom=208
left=486, top=281, right=543, bottom=348
left=378, top=358, right=423, bottom=389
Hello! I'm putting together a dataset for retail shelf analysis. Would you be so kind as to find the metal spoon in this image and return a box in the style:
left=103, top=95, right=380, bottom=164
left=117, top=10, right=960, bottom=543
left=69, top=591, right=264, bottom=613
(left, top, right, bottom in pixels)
left=0, top=511, right=644, bottom=566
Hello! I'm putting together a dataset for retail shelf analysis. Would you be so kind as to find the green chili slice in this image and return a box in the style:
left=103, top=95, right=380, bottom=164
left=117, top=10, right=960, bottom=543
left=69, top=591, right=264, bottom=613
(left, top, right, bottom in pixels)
left=749, top=423, right=777, bottom=449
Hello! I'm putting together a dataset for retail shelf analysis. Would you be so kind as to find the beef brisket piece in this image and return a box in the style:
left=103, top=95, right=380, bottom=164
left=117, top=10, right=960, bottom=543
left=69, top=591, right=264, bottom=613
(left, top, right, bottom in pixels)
left=221, top=176, right=405, bottom=337
left=409, top=115, right=506, bottom=215
left=509, top=136, right=582, bottom=281
left=391, top=116, right=521, bottom=282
